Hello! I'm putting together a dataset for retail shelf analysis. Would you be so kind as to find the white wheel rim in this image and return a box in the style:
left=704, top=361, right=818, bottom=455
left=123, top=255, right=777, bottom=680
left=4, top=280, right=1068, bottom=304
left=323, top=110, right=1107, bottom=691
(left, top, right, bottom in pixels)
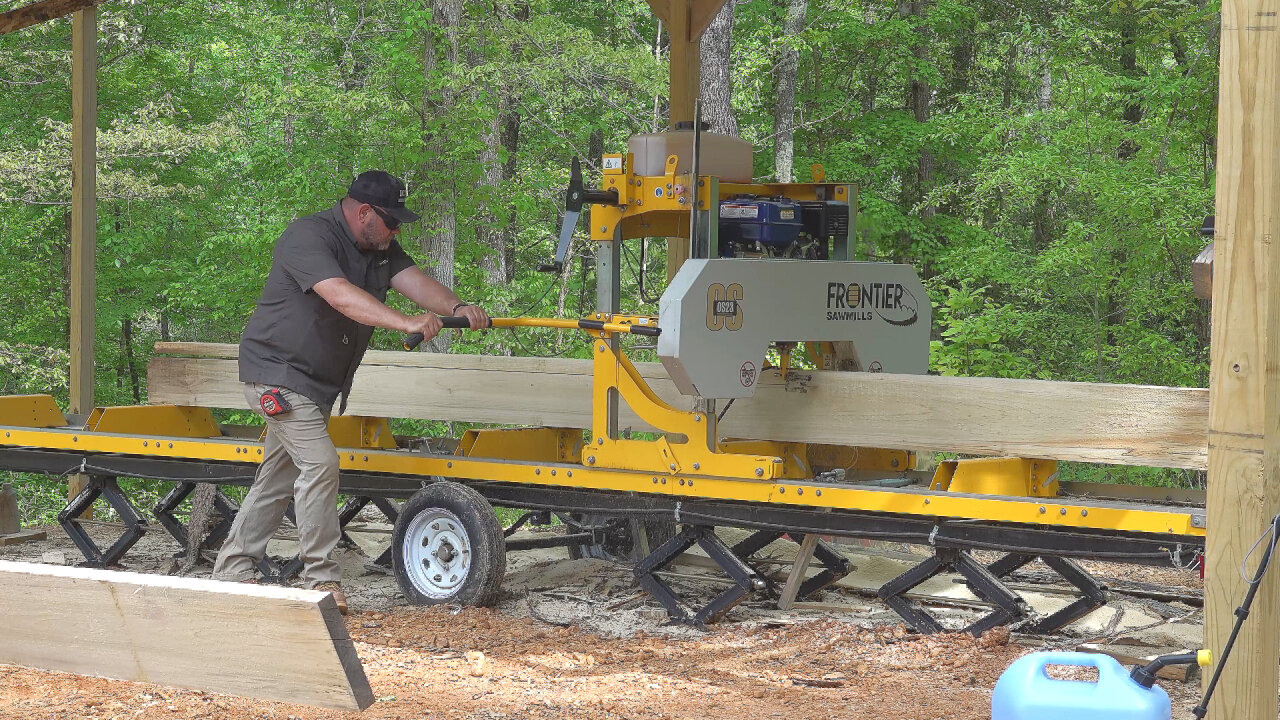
left=402, top=507, right=472, bottom=599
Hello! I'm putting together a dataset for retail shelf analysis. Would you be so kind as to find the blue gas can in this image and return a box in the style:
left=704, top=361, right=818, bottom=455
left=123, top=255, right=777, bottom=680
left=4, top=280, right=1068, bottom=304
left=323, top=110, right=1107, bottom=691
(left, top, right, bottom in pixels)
left=992, top=652, right=1170, bottom=720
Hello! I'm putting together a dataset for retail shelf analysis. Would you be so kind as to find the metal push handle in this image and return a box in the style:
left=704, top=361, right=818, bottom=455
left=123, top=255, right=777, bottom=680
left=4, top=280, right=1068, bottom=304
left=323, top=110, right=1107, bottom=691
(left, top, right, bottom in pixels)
left=403, top=316, right=659, bottom=350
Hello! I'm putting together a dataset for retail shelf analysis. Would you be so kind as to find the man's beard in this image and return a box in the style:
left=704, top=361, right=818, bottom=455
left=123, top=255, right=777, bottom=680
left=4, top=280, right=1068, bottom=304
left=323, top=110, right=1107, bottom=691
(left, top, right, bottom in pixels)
left=359, top=225, right=389, bottom=251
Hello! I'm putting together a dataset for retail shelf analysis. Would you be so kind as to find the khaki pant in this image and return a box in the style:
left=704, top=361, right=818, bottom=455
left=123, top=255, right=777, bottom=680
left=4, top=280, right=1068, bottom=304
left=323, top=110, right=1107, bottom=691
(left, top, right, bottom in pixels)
left=212, top=383, right=341, bottom=588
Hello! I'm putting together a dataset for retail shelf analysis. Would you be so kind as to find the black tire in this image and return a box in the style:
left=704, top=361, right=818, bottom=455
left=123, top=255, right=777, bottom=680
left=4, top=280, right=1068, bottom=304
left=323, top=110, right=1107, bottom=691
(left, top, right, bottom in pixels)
left=563, top=513, right=677, bottom=562
left=392, top=481, right=506, bottom=607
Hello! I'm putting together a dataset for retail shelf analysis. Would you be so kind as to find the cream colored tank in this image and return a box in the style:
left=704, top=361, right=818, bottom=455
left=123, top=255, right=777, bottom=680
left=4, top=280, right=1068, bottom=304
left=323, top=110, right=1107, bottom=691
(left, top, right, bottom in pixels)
left=627, top=130, right=754, bottom=182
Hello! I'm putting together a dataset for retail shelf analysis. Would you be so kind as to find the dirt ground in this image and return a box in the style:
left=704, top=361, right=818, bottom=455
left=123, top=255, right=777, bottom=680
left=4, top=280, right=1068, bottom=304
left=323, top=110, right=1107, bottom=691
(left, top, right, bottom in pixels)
left=0, top=520, right=1215, bottom=719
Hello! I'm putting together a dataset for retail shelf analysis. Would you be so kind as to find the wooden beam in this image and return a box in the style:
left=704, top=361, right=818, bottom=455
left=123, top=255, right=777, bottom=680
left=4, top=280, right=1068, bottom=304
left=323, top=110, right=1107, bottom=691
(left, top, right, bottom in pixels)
left=664, top=0, right=700, bottom=281
left=689, top=0, right=730, bottom=39
left=0, top=560, right=374, bottom=710
left=1204, top=0, right=1280, bottom=712
left=645, top=0, right=670, bottom=25
left=0, top=0, right=95, bottom=35
left=148, top=344, right=1210, bottom=469
left=67, top=6, right=96, bottom=511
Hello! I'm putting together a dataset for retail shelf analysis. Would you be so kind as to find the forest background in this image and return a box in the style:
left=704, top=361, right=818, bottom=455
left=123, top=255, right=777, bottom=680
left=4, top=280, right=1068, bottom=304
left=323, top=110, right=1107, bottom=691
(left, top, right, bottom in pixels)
left=0, top=0, right=1219, bottom=523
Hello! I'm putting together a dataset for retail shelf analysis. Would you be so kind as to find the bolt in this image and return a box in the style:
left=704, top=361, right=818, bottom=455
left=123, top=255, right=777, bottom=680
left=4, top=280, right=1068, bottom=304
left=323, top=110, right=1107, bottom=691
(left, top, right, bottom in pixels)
left=1039, top=506, right=1046, bottom=514
left=652, top=477, right=659, bottom=484
left=535, top=468, right=541, bottom=475
left=796, top=488, right=804, bottom=496
left=687, top=480, right=694, bottom=488
left=679, top=478, right=685, bottom=486
left=669, top=463, right=677, bottom=471
left=551, top=470, right=556, bottom=476
left=143, top=441, right=148, bottom=447
left=694, top=415, right=701, bottom=422
left=924, top=498, right=930, bottom=505
left=1059, top=508, right=1067, bottom=515
left=598, top=345, right=606, bottom=352
left=587, top=456, right=596, bottom=465
left=755, top=468, right=764, bottom=477
left=692, top=462, right=700, bottom=471
left=815, top=489, right=822, bottom=497
left=447, top=462, right=453, bottom=468
left=1081, top=509, right=1088, bottom=517
left=566, top=471, right=572, bottom=477
left=891, top=458, right=899, bottom=468
left=600, top=225, right=608, bottom=233
left=597, top=437, right=605, bottom=445
left=779, top=487, right=786, bottom=494
left=661, top=478, right=666, bottom=484
left=363, top=455, right=368, bottom=462
left=168, top=443, right=173, bottom=449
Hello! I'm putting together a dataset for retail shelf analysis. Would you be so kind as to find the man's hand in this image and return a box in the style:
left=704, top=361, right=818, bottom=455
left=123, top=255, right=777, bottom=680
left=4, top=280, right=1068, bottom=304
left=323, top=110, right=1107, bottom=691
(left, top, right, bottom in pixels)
left=404, top=313, right=444, bottom=342
left=455, top=304, right=490, bottom=330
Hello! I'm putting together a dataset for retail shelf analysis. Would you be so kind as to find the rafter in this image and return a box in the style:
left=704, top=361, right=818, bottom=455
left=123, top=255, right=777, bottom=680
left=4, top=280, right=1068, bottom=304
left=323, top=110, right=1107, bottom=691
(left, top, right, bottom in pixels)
left=0, top=0, right=97, bottom=35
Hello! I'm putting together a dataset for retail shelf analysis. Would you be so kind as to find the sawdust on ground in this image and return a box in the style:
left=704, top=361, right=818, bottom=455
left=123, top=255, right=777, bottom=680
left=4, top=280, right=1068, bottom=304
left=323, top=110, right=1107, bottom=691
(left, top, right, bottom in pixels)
left=0, top=524, right=1218, bottom=719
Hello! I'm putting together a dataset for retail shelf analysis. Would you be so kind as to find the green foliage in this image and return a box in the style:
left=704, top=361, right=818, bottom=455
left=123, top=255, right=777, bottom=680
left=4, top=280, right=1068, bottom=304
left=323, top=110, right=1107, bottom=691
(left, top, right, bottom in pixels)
left=0, top=0, right=1219, bottom=521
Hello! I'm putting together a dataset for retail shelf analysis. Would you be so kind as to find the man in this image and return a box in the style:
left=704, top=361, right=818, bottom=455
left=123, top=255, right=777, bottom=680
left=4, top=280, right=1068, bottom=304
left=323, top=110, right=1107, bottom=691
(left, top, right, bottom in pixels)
left=212, top=170, right=488, bottom=614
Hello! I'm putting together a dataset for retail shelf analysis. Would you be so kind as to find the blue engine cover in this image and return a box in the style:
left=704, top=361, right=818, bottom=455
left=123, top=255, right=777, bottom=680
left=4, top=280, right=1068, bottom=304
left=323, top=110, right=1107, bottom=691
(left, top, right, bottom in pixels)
left=718, top=197, right=803, bottom=256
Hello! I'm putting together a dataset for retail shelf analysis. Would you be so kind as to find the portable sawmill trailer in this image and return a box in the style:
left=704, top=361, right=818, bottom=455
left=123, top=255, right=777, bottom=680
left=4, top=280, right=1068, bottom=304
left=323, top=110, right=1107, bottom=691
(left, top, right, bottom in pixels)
left=0, top=141, right=1206, bottom=633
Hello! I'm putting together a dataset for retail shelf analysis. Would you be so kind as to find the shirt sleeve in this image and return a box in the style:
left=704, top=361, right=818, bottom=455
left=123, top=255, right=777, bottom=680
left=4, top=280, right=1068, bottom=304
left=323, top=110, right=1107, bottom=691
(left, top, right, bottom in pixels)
left=275, top=222, right=345, bottom=293
left=386, top=240, right=417, bottom=277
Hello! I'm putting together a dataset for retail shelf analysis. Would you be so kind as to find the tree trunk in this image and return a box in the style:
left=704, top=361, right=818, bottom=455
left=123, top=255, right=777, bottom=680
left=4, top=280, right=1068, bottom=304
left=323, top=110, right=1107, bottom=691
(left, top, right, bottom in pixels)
left=1031, top=52, right=1053, bottom=250
left=418, top=0, right=462, bottom=353
left=772, top=0, right=808, bottom=182
left=120, top=317, right=140, bottom=403
left=1117, top=14, right=1144, bottom=160
left=699, top=0, right=738, bottom=135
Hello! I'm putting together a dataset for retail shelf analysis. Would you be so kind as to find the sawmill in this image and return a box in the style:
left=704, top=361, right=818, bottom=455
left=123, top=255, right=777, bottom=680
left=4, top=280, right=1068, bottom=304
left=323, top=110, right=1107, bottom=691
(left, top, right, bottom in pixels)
left=0, top=122, right=1205, bottom=633
left=9, top=0, right=1280, bottom=715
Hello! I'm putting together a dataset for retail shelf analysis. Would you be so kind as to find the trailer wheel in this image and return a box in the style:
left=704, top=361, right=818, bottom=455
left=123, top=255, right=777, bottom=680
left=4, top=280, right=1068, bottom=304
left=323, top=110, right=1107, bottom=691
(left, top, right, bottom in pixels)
left=563, top=513, right=676, bottom=562
left=392, top=482, right=506, bottom=607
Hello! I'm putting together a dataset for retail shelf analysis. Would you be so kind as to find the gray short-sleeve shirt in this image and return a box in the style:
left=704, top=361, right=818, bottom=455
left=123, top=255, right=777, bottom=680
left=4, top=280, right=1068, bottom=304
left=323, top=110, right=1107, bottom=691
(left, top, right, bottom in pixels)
left=239, top=203, right=416, bottom=412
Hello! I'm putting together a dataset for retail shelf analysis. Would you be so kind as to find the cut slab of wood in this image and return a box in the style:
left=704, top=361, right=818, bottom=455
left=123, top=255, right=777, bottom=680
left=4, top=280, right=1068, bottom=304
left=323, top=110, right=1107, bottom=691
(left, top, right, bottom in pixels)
left=0, top=560, right=373, bottom=710
left=149, top=343, right=1209, bottom=469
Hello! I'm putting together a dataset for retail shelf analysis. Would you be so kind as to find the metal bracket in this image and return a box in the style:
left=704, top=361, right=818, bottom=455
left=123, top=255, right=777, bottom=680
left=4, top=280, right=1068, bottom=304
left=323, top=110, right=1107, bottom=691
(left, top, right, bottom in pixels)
left=878, top=547, right=1029, bottom=635
left=634, top=525, right=766, bottom=627
left=730, top=530, right=855, bottom=601
left=152, top=481, right=237, bottom=555
left=257, top=494, right=401, bottom=581
left=58, top=476, right=148, bottom=567
left=985, top=553, right=1109, bottom=633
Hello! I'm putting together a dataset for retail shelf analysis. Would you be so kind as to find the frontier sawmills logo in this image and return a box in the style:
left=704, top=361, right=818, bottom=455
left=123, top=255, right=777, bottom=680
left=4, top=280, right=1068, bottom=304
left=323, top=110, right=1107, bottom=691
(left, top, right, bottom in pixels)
left=825, top=281, right=919, bottom=326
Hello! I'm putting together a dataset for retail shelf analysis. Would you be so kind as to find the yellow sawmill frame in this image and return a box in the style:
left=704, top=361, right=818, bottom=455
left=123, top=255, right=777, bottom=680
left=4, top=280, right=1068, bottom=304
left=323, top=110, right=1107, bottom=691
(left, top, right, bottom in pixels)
left=0, top=317, right=1205, bottom=542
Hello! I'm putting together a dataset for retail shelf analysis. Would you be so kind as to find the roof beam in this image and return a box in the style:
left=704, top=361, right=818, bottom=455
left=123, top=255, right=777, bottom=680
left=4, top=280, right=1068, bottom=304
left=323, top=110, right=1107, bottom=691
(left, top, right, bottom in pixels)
left=0, top=0, right=97, bottom=35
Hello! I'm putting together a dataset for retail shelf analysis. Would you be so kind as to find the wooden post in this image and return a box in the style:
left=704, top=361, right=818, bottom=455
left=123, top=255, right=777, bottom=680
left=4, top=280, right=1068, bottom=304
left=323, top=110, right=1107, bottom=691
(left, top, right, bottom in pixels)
left=68, top=6, right=96, bottom=509
left=650, top=0, right=728, bottom=281
left=1204, top=0, right=1280, bottom=714
left=663, top=0, right=697, bottom=281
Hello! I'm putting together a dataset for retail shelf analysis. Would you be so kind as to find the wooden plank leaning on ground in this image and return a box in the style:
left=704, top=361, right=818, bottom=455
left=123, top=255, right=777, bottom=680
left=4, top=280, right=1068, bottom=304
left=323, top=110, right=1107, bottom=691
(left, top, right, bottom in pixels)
left=149, top=342, right=1210, bottom=470
left=0, top=560, right=374, bottom=710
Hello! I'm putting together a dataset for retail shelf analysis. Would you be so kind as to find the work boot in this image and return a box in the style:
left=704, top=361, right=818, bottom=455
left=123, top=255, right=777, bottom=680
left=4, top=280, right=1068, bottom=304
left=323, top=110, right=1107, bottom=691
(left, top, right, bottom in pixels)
left=314, top=581, right=348, bottom=615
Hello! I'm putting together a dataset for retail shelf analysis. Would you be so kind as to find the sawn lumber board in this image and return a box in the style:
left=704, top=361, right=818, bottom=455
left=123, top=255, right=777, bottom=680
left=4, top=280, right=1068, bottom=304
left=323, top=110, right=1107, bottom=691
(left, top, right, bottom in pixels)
left=148, top=343, right=1209, bottom=469
left=0, top=560, right=374, bottom=710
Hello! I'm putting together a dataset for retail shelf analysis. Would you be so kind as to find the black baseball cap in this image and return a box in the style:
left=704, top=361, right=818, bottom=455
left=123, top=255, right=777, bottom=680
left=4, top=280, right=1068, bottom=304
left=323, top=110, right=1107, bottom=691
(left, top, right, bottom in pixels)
left=347, top=170, right=421, bottom=223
